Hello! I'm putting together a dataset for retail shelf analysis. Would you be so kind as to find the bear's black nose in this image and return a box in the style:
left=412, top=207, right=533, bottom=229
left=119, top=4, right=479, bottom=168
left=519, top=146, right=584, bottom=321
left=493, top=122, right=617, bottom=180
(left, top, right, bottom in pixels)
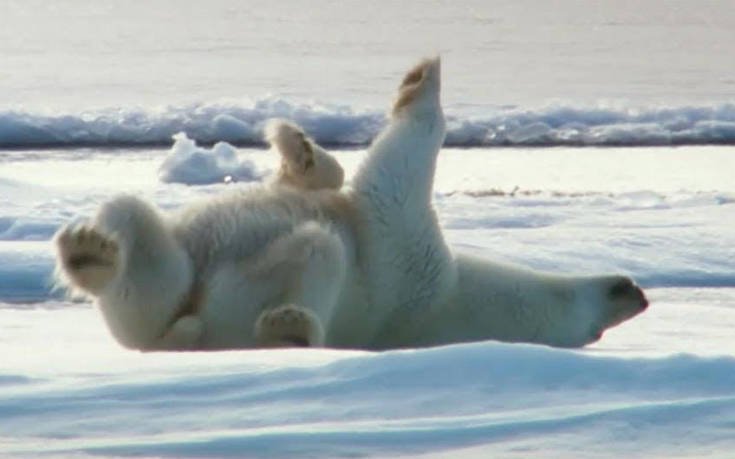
left=609, top=278, right=649, bottom=310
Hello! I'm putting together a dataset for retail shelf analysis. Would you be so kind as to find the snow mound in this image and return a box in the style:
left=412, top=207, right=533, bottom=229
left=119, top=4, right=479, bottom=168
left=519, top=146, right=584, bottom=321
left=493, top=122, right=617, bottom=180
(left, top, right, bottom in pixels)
left=158, top=132, right=264, bottom=185
left=3, top=100, right=735, bottom=148
left=1, top=336, right=734, bottom=458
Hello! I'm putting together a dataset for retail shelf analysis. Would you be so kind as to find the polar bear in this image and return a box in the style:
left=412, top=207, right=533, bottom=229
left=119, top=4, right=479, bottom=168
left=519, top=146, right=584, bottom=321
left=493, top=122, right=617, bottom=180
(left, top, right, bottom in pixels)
left=53, top=57, right=648, bottom=351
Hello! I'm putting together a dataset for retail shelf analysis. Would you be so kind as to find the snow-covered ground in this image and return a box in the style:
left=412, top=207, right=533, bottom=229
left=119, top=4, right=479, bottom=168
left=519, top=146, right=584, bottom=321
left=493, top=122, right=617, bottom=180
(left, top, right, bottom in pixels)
left=1, top=145, right=734, bottom=458
left=2, top=307, right=735, bottom=459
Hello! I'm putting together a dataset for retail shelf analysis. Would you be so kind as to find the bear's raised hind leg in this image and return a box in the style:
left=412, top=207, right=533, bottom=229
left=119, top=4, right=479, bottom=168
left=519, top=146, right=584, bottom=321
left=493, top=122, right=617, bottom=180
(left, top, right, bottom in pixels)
left=54, top=195, right=194, bottom=350
left=55, top=225, right=120, bottom=295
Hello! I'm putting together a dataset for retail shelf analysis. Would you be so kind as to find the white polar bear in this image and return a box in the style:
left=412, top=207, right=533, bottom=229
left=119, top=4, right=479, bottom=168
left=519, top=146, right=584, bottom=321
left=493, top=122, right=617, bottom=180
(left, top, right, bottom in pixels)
left=53, top=58, right=648, bottom=351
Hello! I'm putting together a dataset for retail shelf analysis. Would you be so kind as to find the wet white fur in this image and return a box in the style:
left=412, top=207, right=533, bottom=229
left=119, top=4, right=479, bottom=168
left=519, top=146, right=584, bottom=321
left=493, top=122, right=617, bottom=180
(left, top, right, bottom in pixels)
left=54, top=58, right=646, bottom=351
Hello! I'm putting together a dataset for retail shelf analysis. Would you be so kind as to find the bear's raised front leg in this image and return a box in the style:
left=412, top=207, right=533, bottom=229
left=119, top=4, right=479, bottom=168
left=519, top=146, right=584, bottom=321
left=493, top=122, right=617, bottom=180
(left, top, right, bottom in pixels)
left=349, top=58, right=456, bottom=326
left=352, top=57, right=445, bottom=209
left=265, top=119, right=344, bottom=190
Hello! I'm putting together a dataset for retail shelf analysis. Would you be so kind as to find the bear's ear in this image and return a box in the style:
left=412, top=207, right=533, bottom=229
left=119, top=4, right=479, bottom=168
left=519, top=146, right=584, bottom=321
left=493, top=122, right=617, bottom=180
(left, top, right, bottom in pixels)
left=392, top=56, right=441, bottom=116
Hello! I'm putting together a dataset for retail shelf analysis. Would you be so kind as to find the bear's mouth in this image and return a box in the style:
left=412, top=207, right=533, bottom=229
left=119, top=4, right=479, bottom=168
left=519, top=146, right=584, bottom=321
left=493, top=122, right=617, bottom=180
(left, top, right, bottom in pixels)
left=283, top=336, right=310, bottom=347
left=589, top=327, right=604, bottom=343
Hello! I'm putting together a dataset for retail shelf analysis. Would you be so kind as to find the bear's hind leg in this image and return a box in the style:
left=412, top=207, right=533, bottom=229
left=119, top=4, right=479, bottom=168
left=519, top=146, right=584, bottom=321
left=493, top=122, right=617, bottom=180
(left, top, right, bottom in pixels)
left=55, top=195, right=194, bottom=350
left=244, top=221, right=347, bottom=347
left=150, top=315, right=204, bottom=350
left=255, top=304, right=323, bottom=347
left=55, top=225, right=120, bottom=295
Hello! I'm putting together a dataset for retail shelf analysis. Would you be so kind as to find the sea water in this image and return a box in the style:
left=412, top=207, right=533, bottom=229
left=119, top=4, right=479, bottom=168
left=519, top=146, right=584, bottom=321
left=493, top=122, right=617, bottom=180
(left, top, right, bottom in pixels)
left=1, top=1, right=734, bottom=458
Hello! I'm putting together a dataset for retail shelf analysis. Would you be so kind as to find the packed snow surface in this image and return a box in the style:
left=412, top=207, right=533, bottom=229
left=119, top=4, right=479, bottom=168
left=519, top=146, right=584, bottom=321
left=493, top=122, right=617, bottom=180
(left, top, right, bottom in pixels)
left=2, top=320, right=735, bottom=458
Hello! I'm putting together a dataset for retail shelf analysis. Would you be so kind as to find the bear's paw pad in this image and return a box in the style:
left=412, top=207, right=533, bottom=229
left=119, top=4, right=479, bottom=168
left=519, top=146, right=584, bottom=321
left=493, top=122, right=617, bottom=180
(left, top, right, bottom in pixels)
left=56, top=225, right=120, bottom=292
left=57, top=226, right=119, bottom=271
left=255, top=304, right=321, bottom=348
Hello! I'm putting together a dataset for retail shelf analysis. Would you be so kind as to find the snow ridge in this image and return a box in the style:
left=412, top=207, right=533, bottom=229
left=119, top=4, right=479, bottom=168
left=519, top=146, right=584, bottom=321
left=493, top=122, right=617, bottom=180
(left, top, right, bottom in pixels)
left=2, top=100, right=735, bottom=148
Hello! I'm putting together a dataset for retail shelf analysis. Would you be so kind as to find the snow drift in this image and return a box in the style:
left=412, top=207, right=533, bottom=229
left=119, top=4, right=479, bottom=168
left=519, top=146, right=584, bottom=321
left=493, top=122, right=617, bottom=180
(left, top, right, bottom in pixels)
left=1, top=332, right=734, bottom=458
left=158, top=132, right=263, bottom=185
left=2, top=100, right=735, bottom=149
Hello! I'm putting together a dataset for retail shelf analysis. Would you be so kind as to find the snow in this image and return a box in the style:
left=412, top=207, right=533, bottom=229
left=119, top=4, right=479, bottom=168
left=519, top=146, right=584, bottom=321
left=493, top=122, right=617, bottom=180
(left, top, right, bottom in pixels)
left=3, top=101, right=735, bottom=149
left=1, top=303, right=734, bottom=458
left=158, top=133, right=264, bottom=185
left=0, top=146, right=734, bottom=457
